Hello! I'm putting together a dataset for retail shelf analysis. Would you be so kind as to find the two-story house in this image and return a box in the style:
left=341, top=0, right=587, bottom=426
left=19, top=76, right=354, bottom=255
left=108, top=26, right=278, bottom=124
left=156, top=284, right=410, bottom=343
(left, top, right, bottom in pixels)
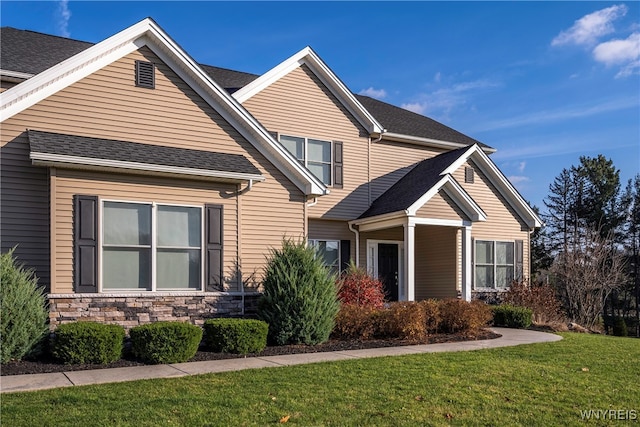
left=0, top=19, right=541, bottom=328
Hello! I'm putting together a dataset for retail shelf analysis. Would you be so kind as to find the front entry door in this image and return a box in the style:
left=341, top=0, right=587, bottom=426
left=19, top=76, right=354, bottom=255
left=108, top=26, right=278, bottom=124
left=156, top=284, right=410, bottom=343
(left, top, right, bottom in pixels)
left=378, top=243, right=399, bottom=301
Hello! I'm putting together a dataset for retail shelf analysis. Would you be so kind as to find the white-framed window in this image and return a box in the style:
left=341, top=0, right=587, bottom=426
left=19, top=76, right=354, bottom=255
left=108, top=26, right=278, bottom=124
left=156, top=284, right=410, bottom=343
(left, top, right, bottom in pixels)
left=309, top=239, right=340, bottom=275
left=101, top=200, right=203, bottom=291
left=280, top=135, right=332, bottom=185
left=474, top=240, right=515, bottom=289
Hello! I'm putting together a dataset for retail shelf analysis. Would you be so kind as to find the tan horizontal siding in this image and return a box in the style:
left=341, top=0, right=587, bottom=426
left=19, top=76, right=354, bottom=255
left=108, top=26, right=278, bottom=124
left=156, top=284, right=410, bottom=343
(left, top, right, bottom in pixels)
left=454, top=160, right=531, bottom=279
left=1, top=46, right=306, bottom=293
left=1, top=80, right=18, bottom=92
left=243, top=65, right=370, bottom=220
left=359, top=227, right=404, bottom=268
left=371, top=140, right=446, bottom=201
left=308, top=219, right=355, bottom=264
left=52, top=169, right=239, bottom=293
left=415, top=226, right=458, bottom=300
left=416, top=191, right=468, bottom=221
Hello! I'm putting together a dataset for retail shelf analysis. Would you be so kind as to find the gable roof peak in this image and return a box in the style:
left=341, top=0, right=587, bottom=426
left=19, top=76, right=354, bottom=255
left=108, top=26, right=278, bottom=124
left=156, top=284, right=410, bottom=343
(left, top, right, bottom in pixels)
left=232, top=45, right=384, bottom=134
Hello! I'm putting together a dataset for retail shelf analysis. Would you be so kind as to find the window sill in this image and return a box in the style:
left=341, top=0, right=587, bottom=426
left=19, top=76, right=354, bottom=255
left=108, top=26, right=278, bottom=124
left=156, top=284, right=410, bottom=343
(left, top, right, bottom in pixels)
left=48, top=291, right=262, bottom=298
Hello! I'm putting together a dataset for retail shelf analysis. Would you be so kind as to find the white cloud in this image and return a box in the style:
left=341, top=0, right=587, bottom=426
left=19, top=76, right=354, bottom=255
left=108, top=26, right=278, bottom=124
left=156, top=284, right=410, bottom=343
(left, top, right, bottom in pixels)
left=551, top=4, right=627, bottom=47
left=400, top=78, right=499, bottom=118
left=57, top=0, right=71, bottom=37
left=616, top=59, right=640, bottom=78
left=593, top=32, right=640, bottom=64
left=401, top=102, right=427, bottom=115
left=507, top=175, right=530, bottom=186
left=434, top=72, right=441, bottom=83
left=518, top=162, right=526, bottom=173
left=473, top=96, right=639, bottom=132
left=358, top=87, right=387, bottom=99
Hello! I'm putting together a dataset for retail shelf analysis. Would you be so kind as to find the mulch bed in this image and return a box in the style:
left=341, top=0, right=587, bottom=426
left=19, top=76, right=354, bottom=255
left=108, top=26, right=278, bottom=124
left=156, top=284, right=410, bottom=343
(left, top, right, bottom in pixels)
left=1, top=329, right=500, bottom=377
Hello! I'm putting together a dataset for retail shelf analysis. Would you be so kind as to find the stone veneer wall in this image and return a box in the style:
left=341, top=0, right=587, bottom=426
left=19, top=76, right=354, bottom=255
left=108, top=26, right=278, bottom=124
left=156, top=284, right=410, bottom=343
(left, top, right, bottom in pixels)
left=48, top=292, right=261, bottom=331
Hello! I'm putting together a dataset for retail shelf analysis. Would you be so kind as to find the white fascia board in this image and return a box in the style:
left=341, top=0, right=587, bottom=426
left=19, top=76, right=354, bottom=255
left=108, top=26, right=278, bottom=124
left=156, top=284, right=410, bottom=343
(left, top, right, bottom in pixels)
left=0, top=69, right=35, bottom=81
left=31, top=152, right=266, bottom=182
left=381, top=132, right=496, bottom=154
left=469, top=149, right=543, bottom=228
left=442, top=144, right=542, bottom=228
left=142, top=39, right=327, bottom=196
left=233, top=46, right=384, bottom=134
left=406, top=175, right=450, bottom=216
left=406, top=175, right=486, bottom=222
left=355, top=215, right=407, bottom=232
left=440, top=179, right=487, bottom=222
left=1, top=19, right=153, bottom=121
left=349, top=210, right=406, bottom=226
left=0, top=18, right=326, bottom=197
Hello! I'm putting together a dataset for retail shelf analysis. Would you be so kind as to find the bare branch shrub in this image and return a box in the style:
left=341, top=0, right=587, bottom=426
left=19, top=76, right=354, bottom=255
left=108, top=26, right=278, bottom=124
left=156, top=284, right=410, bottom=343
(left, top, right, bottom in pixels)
left=551, top=228, right=627, bottom=328
left=503, top=280, right=564, bottom=324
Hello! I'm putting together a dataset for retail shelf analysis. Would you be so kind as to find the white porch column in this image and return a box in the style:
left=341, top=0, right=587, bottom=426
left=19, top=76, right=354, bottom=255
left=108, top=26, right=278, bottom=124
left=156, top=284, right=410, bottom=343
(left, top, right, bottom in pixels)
left=461, top=226, right=472, bottom=302
left=403, top=219, right=416, bottom=301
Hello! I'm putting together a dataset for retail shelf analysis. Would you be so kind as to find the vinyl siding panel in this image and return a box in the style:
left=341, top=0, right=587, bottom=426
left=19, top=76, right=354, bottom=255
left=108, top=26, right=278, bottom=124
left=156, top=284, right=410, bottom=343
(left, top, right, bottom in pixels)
left=51, top=170, right=239, bottom=293
left=370, top=140, right=446, bottom=201
left=453, top=160, right=531, bottom=280
left=415, top=226, right=458, bottom=300
left=243, top=65, right=370, bottom=220
left=1, top=46, right=305, bottom=292
left=359, top=227, right=404, bottom=268
left=415, top=191, right=469, bottom=221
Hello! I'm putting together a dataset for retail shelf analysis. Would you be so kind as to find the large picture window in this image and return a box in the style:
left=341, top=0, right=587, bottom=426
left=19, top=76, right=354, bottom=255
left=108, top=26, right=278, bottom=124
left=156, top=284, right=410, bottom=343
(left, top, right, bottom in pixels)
left=474, top=240, right=514, bottom=289
left=102, top=201, right=202, bottom=291
left=281, top=135, right=332, bottom=185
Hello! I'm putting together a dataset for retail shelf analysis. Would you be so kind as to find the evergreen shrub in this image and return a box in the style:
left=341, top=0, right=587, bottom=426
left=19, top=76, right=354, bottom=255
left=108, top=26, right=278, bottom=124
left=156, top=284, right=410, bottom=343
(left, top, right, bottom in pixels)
left=0, top=248, right=49, bottom=364
left=258, top=239, right=340, bottom=345
left=203, top=318, right=268, bottom=354
left=51, top=322, right=125, bottom=364
left=493, top=305, right=533, bottom=328
left=130, top=321, right=202, bottom=364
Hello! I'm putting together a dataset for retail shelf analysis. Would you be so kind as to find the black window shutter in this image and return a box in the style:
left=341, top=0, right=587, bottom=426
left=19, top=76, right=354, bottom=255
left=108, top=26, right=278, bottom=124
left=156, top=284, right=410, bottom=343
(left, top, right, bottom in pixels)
left=515, top=240, right=524, bottom=282
left=340, top=239, right=351, bottom=272
left=74, top=195, right=98, bottom=293
left=333, top=141, right=343, bottom=188
left=205, top=204, right=224, bottom=291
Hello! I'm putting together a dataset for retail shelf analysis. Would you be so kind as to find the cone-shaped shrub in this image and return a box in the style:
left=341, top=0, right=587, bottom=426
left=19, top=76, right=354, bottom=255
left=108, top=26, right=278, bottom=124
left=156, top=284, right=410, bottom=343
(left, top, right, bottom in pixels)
left=1, top=248, right=49, bottom=364
left=258, top=239, right=340, bottom=345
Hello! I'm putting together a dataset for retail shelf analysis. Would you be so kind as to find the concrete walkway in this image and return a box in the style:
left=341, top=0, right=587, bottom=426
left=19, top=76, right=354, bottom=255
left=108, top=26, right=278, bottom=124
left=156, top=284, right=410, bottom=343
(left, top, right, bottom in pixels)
left=1, top=327, right=561, bottom=394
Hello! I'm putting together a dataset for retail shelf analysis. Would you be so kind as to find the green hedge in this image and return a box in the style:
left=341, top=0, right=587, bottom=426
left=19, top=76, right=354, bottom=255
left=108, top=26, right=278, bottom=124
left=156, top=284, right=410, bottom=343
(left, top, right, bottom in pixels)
left=129, top=321, right=202, bottom=364
left=493, top=305, right=533, bottom=329
left=203, top=318, right=268, bottom=354
left=51, top=322, right=125, bottom=364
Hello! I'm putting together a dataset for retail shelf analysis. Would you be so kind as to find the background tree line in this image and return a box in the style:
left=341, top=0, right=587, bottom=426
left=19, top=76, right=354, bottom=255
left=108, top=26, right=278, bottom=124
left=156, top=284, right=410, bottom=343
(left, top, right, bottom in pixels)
left=531, top=154, right=639, bottom=337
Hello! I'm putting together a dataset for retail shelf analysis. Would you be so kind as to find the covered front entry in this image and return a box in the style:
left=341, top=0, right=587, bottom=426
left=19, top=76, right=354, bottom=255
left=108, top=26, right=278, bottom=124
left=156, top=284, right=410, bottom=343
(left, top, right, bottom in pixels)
left=361, top=222, right=471, bottom=302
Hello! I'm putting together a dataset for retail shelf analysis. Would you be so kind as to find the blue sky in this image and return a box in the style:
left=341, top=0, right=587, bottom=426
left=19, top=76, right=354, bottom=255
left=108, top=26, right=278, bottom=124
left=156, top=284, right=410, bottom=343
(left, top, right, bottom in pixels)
left=2, top=1, right=638, bottom=211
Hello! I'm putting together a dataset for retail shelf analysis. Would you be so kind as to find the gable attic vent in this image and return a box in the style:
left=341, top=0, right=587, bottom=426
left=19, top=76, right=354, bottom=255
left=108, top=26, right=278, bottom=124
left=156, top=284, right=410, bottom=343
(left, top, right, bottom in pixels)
left=465, top=166, right=475, bottom=184
left=135, top=60, right=155, bottom=89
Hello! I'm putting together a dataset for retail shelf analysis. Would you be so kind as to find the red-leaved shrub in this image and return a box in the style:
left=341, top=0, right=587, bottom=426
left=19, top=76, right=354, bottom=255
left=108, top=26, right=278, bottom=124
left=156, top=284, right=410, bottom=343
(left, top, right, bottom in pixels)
left=337, top=262, right=385, bottom=309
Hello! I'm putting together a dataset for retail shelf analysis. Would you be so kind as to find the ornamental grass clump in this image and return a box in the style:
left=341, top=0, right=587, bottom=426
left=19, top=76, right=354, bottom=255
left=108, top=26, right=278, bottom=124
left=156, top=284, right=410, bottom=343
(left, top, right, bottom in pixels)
left=258, top=239, right=340, bottom=345
left=0, top=248, right=49, bottom=364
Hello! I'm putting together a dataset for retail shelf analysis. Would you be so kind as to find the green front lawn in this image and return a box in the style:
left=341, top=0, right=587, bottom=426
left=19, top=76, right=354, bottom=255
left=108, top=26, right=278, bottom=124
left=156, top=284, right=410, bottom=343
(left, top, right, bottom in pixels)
left=2, top=333, right=639, bottom=426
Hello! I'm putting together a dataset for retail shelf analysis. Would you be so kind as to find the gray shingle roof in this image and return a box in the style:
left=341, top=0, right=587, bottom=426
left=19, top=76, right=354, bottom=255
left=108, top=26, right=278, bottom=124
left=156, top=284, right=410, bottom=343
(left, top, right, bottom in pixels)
left=3, top=27, right=490, bottom=150
left=359, top=146, right=470, bottom=219
left=356, top=95, right=488, bottom=148
left=1, top=27, right=93, bottom=75
left=28, top=130, right=261, bottom=176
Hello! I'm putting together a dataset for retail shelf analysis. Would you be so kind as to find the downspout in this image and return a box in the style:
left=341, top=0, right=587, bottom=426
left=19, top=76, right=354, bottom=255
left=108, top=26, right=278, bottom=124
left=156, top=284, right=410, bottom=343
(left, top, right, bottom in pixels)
left=307, top=197, right=318, bottom=207
left=348, top=222, right=360, bottom=267
left=368, top=130, right=386, bottom=206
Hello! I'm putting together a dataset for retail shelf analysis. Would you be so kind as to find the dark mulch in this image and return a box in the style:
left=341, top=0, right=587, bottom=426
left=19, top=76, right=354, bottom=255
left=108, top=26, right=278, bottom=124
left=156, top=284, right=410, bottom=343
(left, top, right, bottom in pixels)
left=1, top=329, right=500, bottom=377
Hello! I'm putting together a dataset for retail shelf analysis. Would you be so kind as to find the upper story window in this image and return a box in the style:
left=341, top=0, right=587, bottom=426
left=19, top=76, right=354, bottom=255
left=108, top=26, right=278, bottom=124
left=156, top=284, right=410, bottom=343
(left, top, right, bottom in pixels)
left=280, top=135, right=334, bottom=186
